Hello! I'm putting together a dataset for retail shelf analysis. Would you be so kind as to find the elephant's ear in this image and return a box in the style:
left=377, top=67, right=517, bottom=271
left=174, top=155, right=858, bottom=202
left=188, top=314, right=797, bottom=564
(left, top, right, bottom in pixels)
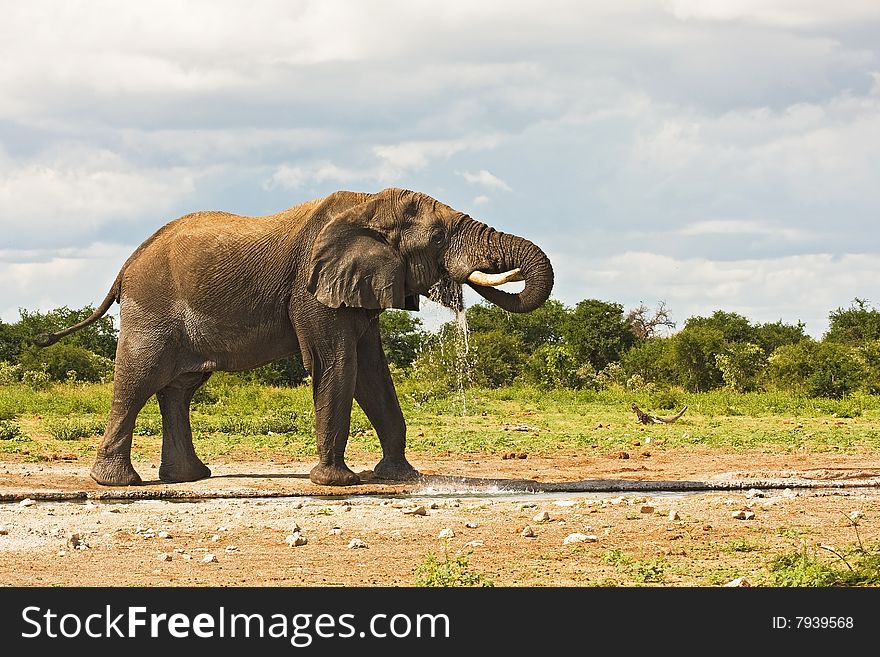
left=307, top=202, right=408, bottom=310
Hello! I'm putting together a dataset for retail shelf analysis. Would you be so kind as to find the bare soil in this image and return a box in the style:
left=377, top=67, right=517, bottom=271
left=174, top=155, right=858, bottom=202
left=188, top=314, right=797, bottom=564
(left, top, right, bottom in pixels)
left=2, top=448, right=880, bottom=587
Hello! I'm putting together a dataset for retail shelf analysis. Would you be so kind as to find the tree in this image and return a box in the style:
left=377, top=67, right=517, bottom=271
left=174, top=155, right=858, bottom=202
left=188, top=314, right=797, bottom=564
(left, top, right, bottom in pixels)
left=669, top=325, right=726, bottom=392
left=15, top=307, right=118, bottom=360
left=379, top=310, right=426, bottom=370
left=465, top=299, right=568, bottom=349
left=752, top=319, right=808, bottom=355
left=825, top=298, right=880, bottom=344
left=685, top=310, right=754, bottom=344
left=563, top=299, right=635, bottom=371
left=620, top=336, right=675, bottom=385
left=625, top=301, right=676, bottom=340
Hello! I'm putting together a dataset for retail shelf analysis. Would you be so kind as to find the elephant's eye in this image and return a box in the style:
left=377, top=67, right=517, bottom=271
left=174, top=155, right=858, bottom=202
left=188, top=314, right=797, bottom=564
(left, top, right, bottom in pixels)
left=430, top=229, right=444, bottom=246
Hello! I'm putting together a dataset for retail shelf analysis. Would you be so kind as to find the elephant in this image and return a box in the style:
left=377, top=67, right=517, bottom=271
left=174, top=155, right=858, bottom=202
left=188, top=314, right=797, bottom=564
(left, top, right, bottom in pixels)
left=35, top=187, right=554, bottom=486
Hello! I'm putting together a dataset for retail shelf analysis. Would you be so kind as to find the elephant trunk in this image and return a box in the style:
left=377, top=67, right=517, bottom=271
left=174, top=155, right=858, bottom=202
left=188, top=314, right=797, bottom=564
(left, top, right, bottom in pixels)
left=457, top=220, right=554, bottom=314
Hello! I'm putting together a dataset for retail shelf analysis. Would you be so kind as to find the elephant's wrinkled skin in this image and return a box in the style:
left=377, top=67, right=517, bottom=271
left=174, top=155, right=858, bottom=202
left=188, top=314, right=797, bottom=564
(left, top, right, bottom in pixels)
left=36, top=188, right=554, bottom=486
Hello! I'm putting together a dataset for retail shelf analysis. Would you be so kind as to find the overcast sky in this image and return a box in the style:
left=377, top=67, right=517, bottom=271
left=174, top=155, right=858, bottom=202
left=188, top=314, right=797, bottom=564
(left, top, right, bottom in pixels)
left=2, top=0, right=879, bottom=338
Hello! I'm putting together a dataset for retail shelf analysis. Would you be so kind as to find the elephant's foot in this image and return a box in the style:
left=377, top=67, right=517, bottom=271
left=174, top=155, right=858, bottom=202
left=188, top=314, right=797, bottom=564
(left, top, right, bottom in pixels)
left=90, top=457, right=142, bottom=487
left=372, top=456, right=420, bottom=482
left=310, top=463, right=361, bottom=486
left=159, top=459, right=211, bottom=483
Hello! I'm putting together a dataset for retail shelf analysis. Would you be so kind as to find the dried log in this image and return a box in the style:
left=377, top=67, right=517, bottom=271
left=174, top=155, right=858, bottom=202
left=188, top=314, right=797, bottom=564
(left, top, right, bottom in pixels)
left=631, top=404, right=688, bottom=424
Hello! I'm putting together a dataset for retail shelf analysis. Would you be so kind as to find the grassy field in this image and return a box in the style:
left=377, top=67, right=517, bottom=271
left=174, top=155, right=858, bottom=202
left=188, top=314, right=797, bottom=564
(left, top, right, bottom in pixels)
left=2, top=374, right=880, bottom=464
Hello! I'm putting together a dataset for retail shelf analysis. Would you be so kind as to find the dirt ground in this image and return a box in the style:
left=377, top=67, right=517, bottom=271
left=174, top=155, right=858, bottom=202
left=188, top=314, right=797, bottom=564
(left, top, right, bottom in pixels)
left=1, top=448, right=880, bottom=587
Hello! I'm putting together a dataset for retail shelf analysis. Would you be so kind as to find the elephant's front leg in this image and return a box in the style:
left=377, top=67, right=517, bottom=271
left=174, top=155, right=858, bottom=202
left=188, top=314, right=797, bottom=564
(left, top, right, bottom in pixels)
left=354, top=323, right=420, bottom=482
left=308, top=349, right=362, bottom=486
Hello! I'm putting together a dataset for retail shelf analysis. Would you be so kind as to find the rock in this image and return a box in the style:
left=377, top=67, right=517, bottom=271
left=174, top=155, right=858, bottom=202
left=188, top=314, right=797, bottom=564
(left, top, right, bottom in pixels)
left=848, top=510, right=864, bottom=522
left=182, top=554, right=192, bottom=561
left=57, top=549, right=66, bottom=557
left=668, top=510, right=680, bottom=521
left=723, top=577, right=751, bottom=587
left=328, top=527, right=342, bottom=536
left=639, top=505, right=655, bottom=514
left=158, top=531, right=171, bottom=539
left=520, top=526, right=536, bottom=538
left=347, top=538, right=368, bottom=549
left=285, top=533, right=308, bottom=547
left=202, top=553, right=217, bottom=563
left=67, top=533, right=88, bottom=549
left=465, top=522, right=478, bottom=529
left=157, top=553, right=172, bottom=562
left=732, top=510, right=756, bottom=520
left=532, top=511, right=551, bottom=523
left=464, top=540, right=484, bottom=549
left=210, top=534, right=221, bottom=542
left=0, top=526, right=8, bottom=535
left=563, top=533, right=598, bottom=545
left=290, top=521, right=301, bottom=533
left=402, top=505, right=427, bottom=516
left=438, top=528, right=455, bottom=539
left=225, top=545, right=238, bottom=553
left=746, top=488, right=766, bottom=499
left=553, top=500, right=576, bottom=507
left=519, top=502, right=537, bottom=510
left=19, top=498, right=35, bottom=508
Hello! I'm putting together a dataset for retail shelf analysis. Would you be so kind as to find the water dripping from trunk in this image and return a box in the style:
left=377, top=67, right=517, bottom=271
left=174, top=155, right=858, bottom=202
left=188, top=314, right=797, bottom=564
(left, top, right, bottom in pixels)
left=428, top=278, right=472, bottom=416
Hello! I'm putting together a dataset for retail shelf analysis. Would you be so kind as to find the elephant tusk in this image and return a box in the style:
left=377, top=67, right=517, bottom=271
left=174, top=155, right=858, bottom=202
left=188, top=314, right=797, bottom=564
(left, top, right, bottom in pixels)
left=467, top=268, right=524, bottom=287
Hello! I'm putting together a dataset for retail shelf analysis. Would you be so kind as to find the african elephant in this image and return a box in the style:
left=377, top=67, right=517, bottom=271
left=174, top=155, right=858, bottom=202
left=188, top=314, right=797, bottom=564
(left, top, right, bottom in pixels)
left=36, top=188, right=554, bottom=486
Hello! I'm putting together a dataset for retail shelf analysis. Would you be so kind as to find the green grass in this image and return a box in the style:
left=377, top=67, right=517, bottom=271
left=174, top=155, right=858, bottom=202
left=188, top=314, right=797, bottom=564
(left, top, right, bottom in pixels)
left=2, top=378, right=880, bottom=463
left=413, top=547, right=494, bottom=587
left=768, top=544, right=880, bottom=586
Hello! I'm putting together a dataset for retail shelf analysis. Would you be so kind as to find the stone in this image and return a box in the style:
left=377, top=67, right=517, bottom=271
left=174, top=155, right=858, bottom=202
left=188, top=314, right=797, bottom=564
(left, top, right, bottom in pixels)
left=520, top=526, right=536, bottom=538
left=402, top=505, right=427, bottom=516
left=532, top=511, right=551, bottom=523
left=202, top=553, right=217, bottom=563
left=348, top=538, right=368, bottom=549
left=732, top=510, right=756, bottom=520
left=438, top=528, right=455, bottom=539
left=225, top=545, right=238, bottom=553
left=639, top=505, right=654, bottom=514
left=465, top=522, right=478, bottom=529
left=286, top=533, right=308, bottom=547
left=158, top=531, right=171, bottom=539
left=328, top=527, right=342, bottom=536
left=668, top=510, right=680, bottom=521
left=19, top=498, right=35, bottom=508
left=723, top=577, right=751, bottom=587
left=157, top=553, right=172, bottom=562
left=0, top=526, right=8, bottom=535
left=563, top=533, right=598, bottom=545
left=463, top=540, right=484, bottom=549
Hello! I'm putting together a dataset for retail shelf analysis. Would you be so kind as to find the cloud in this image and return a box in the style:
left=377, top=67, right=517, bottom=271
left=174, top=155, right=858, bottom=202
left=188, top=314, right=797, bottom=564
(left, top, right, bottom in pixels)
left=0, top=147, right=195, bottom=248
left=679, top=219, right=805, bottom=241
left=460, top=169, right=512, bottom=191
left=551, top=249, right=880, bottom=338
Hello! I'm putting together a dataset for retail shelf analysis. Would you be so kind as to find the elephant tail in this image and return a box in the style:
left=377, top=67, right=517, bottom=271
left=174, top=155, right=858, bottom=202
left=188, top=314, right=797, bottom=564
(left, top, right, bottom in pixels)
left=32, top=275, right=122, bottom=348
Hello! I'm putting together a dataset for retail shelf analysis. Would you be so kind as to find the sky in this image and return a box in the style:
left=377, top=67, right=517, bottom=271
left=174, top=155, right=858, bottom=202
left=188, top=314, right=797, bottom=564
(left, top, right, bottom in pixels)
left=2, top=0, right=880, bottom=339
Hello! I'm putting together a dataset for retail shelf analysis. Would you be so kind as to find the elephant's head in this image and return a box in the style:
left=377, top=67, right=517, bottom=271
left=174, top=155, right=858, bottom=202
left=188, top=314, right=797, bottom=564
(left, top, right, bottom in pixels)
left=307, top=187, right=554, bottom=313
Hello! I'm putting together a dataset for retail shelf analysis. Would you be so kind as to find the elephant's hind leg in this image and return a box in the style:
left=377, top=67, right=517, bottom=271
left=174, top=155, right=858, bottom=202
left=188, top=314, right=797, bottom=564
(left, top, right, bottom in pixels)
left=91, top=368, right=156, bottom=486
left=157, top=372, right=213, bottom=483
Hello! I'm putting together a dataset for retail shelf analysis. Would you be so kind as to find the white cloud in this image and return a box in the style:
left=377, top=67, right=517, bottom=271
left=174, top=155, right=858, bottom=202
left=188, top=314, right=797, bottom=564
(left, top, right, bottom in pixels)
left=666, top=0, right=880, bottom=27
left=0, top=148, right=195, bottom=247
left=552, top=249, right=880, bottom=338
left=0, top=242, right=130, bottom=323
left=680, top=220, right=805, bottom=241
left=460, top=170, right=512, bottom=191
